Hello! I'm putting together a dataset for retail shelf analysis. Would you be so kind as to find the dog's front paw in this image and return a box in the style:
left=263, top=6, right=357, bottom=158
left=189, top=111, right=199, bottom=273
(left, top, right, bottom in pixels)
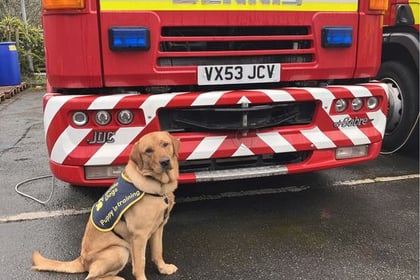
left=158, top=263, right=178, bottom=275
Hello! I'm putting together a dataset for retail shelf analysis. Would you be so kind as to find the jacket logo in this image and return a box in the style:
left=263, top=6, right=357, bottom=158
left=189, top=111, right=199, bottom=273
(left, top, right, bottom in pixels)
left=90, top=174, right=145, bottom=232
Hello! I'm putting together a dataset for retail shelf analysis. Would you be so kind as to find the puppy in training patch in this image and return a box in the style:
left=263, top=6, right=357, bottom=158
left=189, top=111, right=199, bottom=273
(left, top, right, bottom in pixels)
left=32, top=131, right=180, bottom=280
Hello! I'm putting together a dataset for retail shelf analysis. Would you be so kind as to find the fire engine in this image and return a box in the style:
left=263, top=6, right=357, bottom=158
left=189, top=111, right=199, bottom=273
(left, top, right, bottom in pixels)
left=41, top=0, right=390, bottom=186
left=377, top=0, right=419, bottom=153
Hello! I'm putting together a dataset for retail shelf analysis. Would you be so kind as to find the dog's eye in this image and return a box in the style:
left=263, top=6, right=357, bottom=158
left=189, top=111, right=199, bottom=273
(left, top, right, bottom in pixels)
left=145, top=148, right=154, bottom=154
left=162, top=142, right=170, bottom=148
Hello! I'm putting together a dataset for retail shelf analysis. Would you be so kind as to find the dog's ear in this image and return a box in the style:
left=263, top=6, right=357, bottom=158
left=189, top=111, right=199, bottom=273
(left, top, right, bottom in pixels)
left=170, top=134, right=180, bottom=157
left=130, top=142, right=143, bottom=169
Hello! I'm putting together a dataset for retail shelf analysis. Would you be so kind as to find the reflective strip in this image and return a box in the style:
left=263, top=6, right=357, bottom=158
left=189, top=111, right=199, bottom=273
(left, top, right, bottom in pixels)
left=187, top=136, right=227, bottom=160
left=331, top=85, right=373, bottom=98
left=305, top=87, right=336, bottom=114
left=43, top=95, right=77, bottom=137
left=232, top=143, right=255, bottom=157
left=51, top=126, right=91, bottom=164
left=86, top=127, right=145, bottom=165
left=257, top=132, right=296, bottom=153
left=300, top=126, right=336, bottom=149
left=88, top=94, right=132, bottom=110
left=260, top=89, right=295, bottom=102
left=100, top=0, right=358, bottom=12
left=367, top=110, right=387, bottom=138
left=330, top=115, right=371, bottom=145
left=140, top=92, right=186, bottom=125
left=191, top=91, right=226, bottom=106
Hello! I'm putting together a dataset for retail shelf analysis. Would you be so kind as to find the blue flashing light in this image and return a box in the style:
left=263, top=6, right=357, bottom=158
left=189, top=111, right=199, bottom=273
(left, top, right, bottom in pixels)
left=109, top=27, right=150, bottom=51
left=321, top=27, right=353, bottom=48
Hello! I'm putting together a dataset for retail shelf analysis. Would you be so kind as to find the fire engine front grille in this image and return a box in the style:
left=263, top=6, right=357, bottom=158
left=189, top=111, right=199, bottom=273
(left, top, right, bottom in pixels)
left=179, top=152, right=310, bottom=174
left=158, top=26, right=314, bottom=66
left=158, top=101, right=315, bottom=132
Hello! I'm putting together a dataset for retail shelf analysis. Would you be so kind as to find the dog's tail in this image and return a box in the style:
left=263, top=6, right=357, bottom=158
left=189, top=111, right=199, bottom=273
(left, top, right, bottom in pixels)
left=32, top=251, right=86, bottom=274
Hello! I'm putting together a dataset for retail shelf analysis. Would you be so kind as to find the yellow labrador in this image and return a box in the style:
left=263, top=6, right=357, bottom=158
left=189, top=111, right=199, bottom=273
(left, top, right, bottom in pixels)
left=32, top=131, right=180, bottom=280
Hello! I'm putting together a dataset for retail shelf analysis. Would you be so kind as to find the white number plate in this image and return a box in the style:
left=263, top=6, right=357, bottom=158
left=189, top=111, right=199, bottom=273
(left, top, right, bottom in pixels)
left=197, top=63, right=281, bottom=85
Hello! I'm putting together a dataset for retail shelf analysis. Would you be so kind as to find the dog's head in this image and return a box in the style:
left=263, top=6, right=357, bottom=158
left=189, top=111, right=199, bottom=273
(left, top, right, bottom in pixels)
left=130, top=131, right=180, bottom=184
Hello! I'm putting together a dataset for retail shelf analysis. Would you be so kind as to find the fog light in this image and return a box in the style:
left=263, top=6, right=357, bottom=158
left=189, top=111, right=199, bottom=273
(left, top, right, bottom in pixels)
left=109, top=27, right=150, bottom=51
left=72, top=111, right=88, bottom=126
left=85, top=165, right=125, bottom=180
left=117, top=110, right=134, bottom=125
left=95, top=111, right=111, bottom=126
left=334, top=99, right=348, bottom=113
left=367, top=97, right=379, bottom=110
left=321, top=27, right=353, bottom=48
left=336, top=145, right=368, bottom=159
left=351, top=98, right=363, bottom=111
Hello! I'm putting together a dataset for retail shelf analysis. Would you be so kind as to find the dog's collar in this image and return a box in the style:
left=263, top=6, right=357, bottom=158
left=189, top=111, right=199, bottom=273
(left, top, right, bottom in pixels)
left=123, top=171, right=169, bottom=205
left=124, top=171, right=169, bottom=197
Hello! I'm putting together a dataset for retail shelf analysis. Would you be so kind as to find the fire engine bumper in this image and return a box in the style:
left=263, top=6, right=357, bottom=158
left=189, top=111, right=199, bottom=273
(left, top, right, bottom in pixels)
left=43, top=83, right=389, bottom=187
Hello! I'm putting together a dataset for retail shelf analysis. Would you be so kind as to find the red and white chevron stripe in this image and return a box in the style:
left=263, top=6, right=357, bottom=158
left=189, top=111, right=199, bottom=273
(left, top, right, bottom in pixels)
left=43, top=83, right=388, bottom=186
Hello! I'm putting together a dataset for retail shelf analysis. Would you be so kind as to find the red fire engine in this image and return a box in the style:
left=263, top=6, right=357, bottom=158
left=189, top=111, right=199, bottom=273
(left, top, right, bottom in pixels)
left=41, top=0, right=390, bottom=186
left=377, top=0, right=419, bottom=153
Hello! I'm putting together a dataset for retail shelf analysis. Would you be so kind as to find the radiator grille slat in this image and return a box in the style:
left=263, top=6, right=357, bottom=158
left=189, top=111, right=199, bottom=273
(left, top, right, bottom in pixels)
left=158, top=26, right=314, bottom=66
left=158, top=102, right=315, bottom=132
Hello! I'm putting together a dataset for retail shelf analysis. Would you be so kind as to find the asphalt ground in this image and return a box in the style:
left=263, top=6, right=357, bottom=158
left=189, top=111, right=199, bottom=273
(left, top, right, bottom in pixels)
left=0, top=89, right=418, bottom=280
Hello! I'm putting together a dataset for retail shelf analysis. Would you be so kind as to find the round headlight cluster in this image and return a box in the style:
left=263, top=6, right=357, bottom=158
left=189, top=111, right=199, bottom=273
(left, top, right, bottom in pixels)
left=333, top=97, right=379, bottom=113
left=334, top=99, right=347, bottom=113
left=367, top=96, right=379, bottom=110
left=351, top=98, right=363, bottom=111
left=95, top=110, right=112, bottom=126
left=117, top=110, right=134, bottom=125
left=72, top=112, right=88, bottom=126
left=72, top=110, right=134, bottom=126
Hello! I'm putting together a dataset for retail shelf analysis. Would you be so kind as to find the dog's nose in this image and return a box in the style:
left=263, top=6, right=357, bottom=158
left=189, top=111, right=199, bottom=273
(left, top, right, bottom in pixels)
left=160, top=157, right=171, bottom=170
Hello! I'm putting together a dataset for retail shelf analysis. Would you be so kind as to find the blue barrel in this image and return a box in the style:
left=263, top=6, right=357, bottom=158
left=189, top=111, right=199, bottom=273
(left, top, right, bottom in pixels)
left=0, top=42, right=21, bottom=86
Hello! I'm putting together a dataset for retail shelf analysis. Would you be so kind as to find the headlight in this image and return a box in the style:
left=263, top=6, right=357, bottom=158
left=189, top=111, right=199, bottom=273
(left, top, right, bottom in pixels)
left=351, top=98, right=363, bottom=111
left=334, top=99, right=347, bottom=113
left=95, top=111, right=111, bottom=126
left=117, top=110, right=134, bottom=125
left=366, top=97, right=379, bottom=110
left=72, top=111, right=88, bottom=126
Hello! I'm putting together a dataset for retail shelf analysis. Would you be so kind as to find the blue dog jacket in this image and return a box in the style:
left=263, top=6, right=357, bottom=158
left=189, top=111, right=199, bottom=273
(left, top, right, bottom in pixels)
left=90, top=172, right=145, bottom=232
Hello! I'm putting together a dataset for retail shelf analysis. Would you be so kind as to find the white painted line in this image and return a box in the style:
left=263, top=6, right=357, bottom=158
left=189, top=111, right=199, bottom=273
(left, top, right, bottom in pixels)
left=0, top=208, right=90, bottom=224
left=333, top=173, right=419, bottom=186
left=1, top=174, right=418, bottom=224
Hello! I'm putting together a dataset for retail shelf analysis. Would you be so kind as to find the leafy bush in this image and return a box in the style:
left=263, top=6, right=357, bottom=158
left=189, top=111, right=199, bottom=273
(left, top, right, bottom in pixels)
left=0, top=16, right=45, bottom=78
